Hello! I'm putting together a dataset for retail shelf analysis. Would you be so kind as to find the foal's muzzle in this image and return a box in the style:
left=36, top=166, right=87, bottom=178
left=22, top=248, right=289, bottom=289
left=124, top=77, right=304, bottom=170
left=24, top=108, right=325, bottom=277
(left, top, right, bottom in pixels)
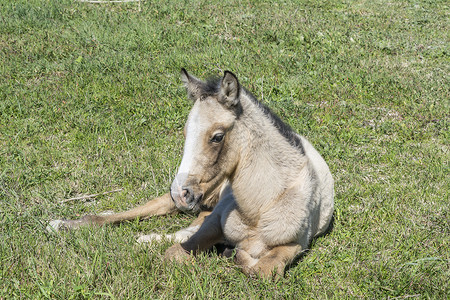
left=170, top=173, right=203, bottom=212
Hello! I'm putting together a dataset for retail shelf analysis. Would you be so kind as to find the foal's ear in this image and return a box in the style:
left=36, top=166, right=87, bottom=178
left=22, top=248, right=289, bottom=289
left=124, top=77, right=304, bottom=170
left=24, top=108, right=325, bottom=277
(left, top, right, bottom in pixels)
left=181, top=68, right=203, bottom=101
left=219, top=71, right=240, bottom=107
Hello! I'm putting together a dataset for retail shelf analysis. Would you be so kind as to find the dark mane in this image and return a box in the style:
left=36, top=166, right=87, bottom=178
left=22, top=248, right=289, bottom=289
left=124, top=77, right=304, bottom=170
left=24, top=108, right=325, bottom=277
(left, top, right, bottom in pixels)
left=244, top=88, right=305, bottom=155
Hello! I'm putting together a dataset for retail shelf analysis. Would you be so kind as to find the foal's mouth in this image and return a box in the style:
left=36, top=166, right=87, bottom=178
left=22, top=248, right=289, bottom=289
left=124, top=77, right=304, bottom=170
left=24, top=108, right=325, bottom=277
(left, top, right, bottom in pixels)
left=170, top=188, right=203, bottom=212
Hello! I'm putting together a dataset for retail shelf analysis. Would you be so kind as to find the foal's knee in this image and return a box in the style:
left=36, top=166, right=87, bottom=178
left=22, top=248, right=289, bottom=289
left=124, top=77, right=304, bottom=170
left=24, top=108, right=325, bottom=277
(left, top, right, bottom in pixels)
left=234, top=249, right=259, bottom=275
left=164, top=243, right=191, bottom=263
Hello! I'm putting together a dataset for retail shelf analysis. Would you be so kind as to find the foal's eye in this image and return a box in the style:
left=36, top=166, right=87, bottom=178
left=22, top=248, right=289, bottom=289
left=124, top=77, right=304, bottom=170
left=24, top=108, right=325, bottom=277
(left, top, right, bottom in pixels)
left=210, top=133, right=224, bottom=143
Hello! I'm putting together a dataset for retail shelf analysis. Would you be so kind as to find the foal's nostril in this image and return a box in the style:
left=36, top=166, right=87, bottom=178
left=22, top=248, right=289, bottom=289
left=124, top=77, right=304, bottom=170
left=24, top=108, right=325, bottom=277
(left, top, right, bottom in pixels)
left=181, top=188, right=189, bottom=201
left=182, top=187, right=196, bottom=204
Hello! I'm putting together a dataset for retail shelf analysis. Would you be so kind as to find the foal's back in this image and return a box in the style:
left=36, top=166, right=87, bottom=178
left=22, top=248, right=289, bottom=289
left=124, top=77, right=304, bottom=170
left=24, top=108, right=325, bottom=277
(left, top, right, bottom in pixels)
left=299, top=135, right=334, bottom=237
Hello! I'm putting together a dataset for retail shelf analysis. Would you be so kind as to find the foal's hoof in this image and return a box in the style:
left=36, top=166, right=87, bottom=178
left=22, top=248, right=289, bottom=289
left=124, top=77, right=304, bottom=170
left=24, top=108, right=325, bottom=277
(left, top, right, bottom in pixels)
left=46, top=220, right=65, bottom=233
left=46, top=216, right=97, bottom=232
left=137, top=233, right=164, bottom=244
left=164, top=243, right=191, bottom=263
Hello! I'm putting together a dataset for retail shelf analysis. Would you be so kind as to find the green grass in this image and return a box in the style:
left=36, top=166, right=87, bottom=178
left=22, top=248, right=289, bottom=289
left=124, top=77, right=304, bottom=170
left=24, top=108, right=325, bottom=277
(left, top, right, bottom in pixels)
left=1, top=0, right=448, bottom=298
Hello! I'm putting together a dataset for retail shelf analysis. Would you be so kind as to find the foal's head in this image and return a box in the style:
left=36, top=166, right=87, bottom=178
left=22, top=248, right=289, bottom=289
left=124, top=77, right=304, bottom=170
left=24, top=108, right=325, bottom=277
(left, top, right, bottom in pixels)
left=170, top=69, right=242, bottom=212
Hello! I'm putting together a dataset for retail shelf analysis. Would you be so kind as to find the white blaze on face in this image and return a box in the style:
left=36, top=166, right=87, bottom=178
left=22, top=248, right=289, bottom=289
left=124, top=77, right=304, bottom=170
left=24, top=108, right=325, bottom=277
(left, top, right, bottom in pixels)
left=171, top=103, right=202, bottom=203
left=179, top=103, right=202, bottom=176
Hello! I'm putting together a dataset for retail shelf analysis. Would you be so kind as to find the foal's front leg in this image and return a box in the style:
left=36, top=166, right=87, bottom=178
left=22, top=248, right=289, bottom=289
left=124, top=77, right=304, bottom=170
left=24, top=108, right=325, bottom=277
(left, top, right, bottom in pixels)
left=236, top=243, right=303, bottom=278
left=137, top=211, right=212, bottom=244
left=164, top=212, right=224, bottom=262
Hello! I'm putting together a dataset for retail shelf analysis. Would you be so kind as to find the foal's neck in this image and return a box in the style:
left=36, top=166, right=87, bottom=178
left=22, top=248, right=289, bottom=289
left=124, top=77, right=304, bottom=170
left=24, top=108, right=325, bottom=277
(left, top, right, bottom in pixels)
left=229, top=92, right=306, bottom=219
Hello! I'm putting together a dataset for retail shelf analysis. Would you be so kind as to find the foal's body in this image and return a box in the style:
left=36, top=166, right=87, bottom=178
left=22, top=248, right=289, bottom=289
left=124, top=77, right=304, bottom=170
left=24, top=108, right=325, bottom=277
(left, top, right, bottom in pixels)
left=165, top=70, right=334, bottom=276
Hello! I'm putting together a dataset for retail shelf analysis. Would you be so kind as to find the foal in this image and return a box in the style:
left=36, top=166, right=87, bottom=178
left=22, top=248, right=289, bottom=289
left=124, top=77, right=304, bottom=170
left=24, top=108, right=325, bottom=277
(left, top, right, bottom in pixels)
left=164, top=69, right=334, bottom=277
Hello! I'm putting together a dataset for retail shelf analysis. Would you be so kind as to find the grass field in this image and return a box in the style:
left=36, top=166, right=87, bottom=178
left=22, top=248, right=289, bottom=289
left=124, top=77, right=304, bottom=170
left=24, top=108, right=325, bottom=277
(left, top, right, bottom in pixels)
left=1, top=0, right=448, bottom=298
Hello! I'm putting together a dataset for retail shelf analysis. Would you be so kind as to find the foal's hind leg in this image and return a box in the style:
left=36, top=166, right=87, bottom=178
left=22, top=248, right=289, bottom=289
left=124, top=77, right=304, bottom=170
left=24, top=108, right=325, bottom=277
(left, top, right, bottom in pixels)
left=48, top=193, right=176, bottom=231
left=236, top=243, right=303, bottom=278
